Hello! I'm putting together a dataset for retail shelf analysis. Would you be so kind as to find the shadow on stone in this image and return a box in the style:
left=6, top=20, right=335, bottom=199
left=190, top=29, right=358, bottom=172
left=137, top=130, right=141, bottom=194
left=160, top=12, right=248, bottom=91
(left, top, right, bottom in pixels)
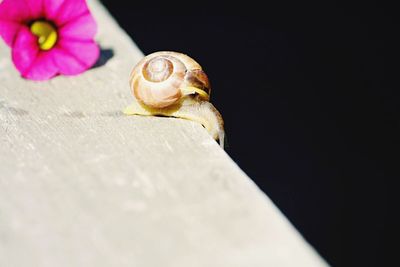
left=63, top=111, right=86, bottom=118
left=100, top=111, right=124, bottom=117
left=8, top=107, right=29, bottom=116
left=0, top=101, right=29, bottom=116
left=92, top=48, right=114, bottom=69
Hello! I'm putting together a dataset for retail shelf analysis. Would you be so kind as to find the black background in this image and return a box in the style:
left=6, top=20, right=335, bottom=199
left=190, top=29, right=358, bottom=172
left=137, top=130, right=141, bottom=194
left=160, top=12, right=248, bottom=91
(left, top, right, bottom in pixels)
left=100, top=0, right=396, bottom=266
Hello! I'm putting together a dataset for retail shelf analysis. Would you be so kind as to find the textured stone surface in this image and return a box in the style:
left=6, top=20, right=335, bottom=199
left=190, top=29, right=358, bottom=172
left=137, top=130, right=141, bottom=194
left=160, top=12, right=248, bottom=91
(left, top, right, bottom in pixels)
left=0, top=1, right=328, bottom=266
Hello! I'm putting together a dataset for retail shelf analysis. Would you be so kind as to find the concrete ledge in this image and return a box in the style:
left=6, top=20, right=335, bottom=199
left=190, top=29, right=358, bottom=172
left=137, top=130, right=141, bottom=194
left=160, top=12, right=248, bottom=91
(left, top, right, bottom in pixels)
left=0, top=1, right=328, bottom=266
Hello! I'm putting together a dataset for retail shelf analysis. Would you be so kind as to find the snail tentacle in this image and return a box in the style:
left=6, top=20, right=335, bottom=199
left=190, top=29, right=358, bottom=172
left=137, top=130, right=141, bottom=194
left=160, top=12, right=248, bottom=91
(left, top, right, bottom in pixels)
left=180, top=86, right=210, bottom=101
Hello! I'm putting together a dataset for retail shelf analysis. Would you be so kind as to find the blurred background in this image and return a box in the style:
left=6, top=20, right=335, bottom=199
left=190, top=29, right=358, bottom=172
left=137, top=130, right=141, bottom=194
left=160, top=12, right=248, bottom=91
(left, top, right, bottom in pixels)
left=100, top=0, right=396, bottom=266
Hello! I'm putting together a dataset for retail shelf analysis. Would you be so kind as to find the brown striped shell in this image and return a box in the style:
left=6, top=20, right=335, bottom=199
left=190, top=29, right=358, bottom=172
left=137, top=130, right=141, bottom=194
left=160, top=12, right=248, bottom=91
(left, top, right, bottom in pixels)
left=129, top=51, right=211, bottom=108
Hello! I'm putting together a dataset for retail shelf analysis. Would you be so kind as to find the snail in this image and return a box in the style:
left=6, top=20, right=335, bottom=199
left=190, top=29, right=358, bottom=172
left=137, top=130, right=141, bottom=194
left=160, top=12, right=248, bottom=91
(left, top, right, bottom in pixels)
left=124, top=51, right=225, bottom=147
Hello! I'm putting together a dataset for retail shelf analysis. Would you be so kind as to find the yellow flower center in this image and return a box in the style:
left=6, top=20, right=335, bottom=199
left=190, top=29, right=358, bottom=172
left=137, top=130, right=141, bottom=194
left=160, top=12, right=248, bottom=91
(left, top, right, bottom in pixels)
left=30, top=21, right=58, bottom=50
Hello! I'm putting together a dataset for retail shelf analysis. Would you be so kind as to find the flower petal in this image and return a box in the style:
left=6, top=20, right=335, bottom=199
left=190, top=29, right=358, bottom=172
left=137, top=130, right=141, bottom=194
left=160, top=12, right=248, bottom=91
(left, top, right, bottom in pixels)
left=45, top=0, right=91, bottom=26
left=58, top=13, right=97, bottom=41
left=0, top=0, right=46, bottom=46
left=54, top=39, right=100, bottom=75
left=12, top=26, right=58, bottom=80
left=43, top=0, right=64, bottom=21
left=0, top=0, right=31, bottom=22
left=11, top=26, right=39, bottom=74
left=0, top=20, right=21, bottom=46
left=22, top=51, right=59, bottom=80
left=25, top=0, right=45, bottom=18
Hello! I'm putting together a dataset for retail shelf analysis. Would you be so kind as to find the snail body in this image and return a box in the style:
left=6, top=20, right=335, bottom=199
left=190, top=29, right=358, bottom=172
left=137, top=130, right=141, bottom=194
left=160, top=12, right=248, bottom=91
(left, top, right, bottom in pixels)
left=125, top=51, right=224, bottom=147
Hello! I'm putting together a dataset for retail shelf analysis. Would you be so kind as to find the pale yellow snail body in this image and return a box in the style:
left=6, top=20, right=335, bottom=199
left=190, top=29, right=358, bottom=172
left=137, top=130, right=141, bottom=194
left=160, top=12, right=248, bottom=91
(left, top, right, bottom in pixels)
left=124, top=51, right=225, bottom=147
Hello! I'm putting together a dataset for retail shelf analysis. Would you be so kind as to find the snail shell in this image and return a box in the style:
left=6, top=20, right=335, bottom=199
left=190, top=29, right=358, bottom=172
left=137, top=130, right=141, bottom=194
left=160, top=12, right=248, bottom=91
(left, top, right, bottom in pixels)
left=129, top=51, right=211, bottom=108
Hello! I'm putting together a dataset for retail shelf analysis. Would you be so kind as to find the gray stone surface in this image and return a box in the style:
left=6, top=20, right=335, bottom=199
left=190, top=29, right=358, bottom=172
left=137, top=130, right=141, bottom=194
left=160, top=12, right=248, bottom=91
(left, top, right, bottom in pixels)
left=0, top=1, right=328, bottom=266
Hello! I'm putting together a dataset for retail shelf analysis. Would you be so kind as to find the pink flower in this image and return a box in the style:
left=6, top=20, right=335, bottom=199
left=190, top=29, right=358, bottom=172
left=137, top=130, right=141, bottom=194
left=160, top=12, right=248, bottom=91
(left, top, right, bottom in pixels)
left=0, top=0, right=100, bottom=80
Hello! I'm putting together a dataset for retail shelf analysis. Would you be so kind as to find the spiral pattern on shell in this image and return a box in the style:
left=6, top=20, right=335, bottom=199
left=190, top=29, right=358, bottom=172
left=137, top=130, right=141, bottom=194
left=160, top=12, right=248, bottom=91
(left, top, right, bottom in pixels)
left=130, top=51, right=211, bottom=108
